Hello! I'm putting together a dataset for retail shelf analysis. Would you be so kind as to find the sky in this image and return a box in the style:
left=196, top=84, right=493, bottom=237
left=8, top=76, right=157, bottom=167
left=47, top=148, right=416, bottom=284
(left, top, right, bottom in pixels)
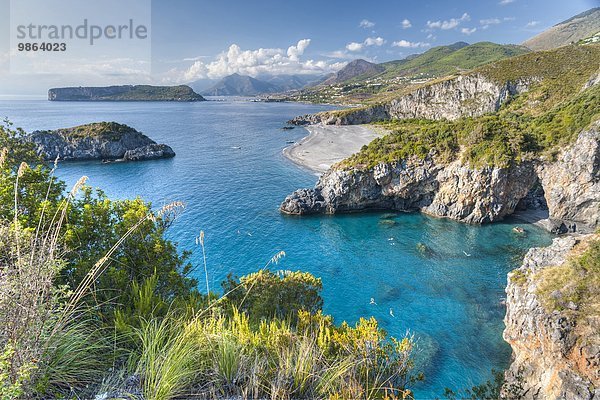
left=0, top=0, right=597, bottom=96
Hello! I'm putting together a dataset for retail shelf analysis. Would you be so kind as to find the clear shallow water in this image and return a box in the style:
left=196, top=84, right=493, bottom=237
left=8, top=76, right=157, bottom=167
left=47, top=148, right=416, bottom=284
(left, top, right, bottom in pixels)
left=1, top=100, right=553, bottom=398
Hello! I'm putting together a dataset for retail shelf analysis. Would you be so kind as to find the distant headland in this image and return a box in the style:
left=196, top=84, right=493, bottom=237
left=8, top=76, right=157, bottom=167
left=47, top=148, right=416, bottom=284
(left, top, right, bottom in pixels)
left=47, top=85, right=205, bottom=102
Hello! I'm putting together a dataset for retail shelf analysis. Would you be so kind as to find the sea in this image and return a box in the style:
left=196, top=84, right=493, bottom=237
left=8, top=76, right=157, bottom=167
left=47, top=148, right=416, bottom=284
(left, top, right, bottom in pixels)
left=0, top=99, right=553, bottom=398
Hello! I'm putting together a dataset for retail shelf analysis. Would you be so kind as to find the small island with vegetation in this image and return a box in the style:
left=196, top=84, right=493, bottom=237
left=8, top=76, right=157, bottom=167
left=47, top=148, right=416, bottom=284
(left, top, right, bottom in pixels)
left=48, top=85, right=205, bottom=102
left=25, top=121, right=176, bottom=162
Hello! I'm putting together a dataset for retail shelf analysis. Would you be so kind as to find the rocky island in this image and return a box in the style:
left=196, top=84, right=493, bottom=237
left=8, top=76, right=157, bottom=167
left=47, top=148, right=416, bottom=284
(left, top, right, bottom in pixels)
left=25, top=122, right=175, bottom=162
left=48, top=85, right=205, bottom=101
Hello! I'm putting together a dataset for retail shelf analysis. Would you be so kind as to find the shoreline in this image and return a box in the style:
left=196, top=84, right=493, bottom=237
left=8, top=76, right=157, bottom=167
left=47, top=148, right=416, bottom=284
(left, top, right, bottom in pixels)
left=282, top=124, right=384, bottom=174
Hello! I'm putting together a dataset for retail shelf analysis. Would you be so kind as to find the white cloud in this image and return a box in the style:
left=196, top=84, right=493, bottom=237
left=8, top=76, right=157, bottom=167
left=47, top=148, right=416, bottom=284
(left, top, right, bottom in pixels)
left=181, top=39, right=342, bottom=81
left=504, top=16, right=516, bottom=21
left=321, top=50, right=375, bottom=62
left=346, top=36, right=385, bottom=52
left=480, top=18, right=501, bottom=25
left=461, top=27, right=477, bottom=35
left=401, top=19, right=412, bottom=29
left=182, top=55, right=210, bottom=62
left=499, top=0, right=515, bottom=4
left=346, top=42, right=364, bottom=52
left=392, top=40, right=430, bottom=48
left=426, top=33, right=436, bottom=40
left=525, top=20, right=540, bottom=27
left=364, top=37, right=385, bottom=46
left=287, top=38, right=311, bottom=61
left=427, top=13, right=470, bottom=30
left=359, top=19, right=375, bottom=28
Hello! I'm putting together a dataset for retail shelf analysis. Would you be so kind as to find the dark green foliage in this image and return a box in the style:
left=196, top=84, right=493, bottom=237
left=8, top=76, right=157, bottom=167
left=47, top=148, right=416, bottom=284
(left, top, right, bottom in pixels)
left=0, top=119, right=40, bottom=166
left=343, top=83, right=600, bottom=169
left=109, top=85, right=203, bottom=101
left=443, top=369, right=504, bottom=400
left=0, top=123, right=198, bottom=324
left=222, top=269, right=324, bottom=324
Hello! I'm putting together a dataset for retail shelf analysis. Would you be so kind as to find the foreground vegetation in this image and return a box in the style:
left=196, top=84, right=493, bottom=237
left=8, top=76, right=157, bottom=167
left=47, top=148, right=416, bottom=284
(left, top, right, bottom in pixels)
left=0, top=121, right=421, bottom=399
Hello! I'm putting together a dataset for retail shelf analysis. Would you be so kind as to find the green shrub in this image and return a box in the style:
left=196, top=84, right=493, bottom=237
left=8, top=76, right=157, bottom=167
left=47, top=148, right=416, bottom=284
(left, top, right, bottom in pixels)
left=343, top=84, right=600, bottom=169
left=222, top=268, right=323, bottom=325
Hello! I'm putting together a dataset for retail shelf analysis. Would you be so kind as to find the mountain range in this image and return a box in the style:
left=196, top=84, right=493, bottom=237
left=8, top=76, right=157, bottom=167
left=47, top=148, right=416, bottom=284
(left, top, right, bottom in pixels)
left=194, top=73, right=324, bottom=97
left=187, top=7, right=599, bottom=98
left=523, top=7, right=600, bottom=50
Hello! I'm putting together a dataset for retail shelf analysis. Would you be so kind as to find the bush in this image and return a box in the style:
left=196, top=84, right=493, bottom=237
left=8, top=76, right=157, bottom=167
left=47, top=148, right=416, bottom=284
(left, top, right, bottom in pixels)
left=222, top=268, right=323, bottom=324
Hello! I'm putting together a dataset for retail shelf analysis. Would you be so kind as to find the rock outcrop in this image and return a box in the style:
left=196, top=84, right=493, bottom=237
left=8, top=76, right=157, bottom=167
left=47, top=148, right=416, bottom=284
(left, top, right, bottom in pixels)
left=281, top=123, right=600, bottom=231
left=536, top=124, right=600, bottom=233
left=289, top=105, right=389, bottom=126
left=289, top=74, right=532, bottom=125
left=502, top=235, right=600, bottom=399
left=281, top=152, right=537, bottom=224
left=26, top=122, right=175, bottom=162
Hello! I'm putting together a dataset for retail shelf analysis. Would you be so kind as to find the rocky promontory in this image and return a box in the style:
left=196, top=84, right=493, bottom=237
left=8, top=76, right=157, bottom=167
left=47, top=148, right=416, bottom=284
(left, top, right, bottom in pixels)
left=26, top=122, right=175, bottom=162
left=48, top=85, right=205, bottom=102
left=502, top=234, right=600, bottom=399
left=281, top=122, right=600, bottom=232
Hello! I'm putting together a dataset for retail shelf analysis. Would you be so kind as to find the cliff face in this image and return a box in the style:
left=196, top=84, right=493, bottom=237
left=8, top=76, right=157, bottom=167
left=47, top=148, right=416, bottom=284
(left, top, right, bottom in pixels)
left=536, top=126, right=600, bottom=233
left=503, top=235, right=600, bottom=399
left=26, top=123, right=175, bottom=162
left=281, top=152, right=536, bottom=224
left=289, top=74, right=532, bottom=125
left=281, top=123, right=600, bottom=231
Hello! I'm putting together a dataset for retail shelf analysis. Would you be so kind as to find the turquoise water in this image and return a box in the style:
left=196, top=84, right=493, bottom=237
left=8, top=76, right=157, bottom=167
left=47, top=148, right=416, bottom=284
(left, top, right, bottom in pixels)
left=0, top=100, right=552, bottom=398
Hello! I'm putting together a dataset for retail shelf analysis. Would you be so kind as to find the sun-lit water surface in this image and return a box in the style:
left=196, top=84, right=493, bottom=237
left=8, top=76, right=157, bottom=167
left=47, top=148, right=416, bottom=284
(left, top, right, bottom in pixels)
left=0, top=100, right=553, bottom=398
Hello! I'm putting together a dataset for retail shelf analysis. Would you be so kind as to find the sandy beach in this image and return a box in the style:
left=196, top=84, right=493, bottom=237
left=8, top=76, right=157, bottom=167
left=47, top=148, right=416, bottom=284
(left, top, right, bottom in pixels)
left=283, top=125, right=384, bottom=174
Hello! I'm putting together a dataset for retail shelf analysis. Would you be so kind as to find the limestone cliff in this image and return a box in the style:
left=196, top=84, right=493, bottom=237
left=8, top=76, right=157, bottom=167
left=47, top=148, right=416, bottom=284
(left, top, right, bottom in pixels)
left=536, top=125, right=600, bottom=233
left=281, top=123, right=600, bottom=231
left=281, top=152, right=537, bottom=224
left=289, top=74, right=532, bottom=125
left=502, top=235, right=600, bottom=399
left=26, top=122, right=175, bottom=162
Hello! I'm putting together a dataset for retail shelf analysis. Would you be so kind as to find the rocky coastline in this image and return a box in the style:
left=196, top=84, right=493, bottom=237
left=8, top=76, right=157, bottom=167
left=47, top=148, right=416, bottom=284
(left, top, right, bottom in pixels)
left=280, top=64, right=600, bottom=397
left=281, top=122, right=599, bottom=234
left=25, top=122, right=176, bottom=162
left=502, top=235, right=599, bottom=399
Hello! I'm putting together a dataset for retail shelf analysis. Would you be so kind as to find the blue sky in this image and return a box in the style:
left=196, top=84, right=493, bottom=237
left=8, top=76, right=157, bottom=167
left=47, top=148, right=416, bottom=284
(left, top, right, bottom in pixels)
left=0, top=0, right=597, bottom=95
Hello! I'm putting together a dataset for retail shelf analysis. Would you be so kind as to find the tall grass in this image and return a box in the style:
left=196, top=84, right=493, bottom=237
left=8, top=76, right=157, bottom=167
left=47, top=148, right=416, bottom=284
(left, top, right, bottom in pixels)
left=0, top=154, right=184, bottom=398
left=133, top=317, right=200, bottom=400
left=1, top=153, right=419, bottom=399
